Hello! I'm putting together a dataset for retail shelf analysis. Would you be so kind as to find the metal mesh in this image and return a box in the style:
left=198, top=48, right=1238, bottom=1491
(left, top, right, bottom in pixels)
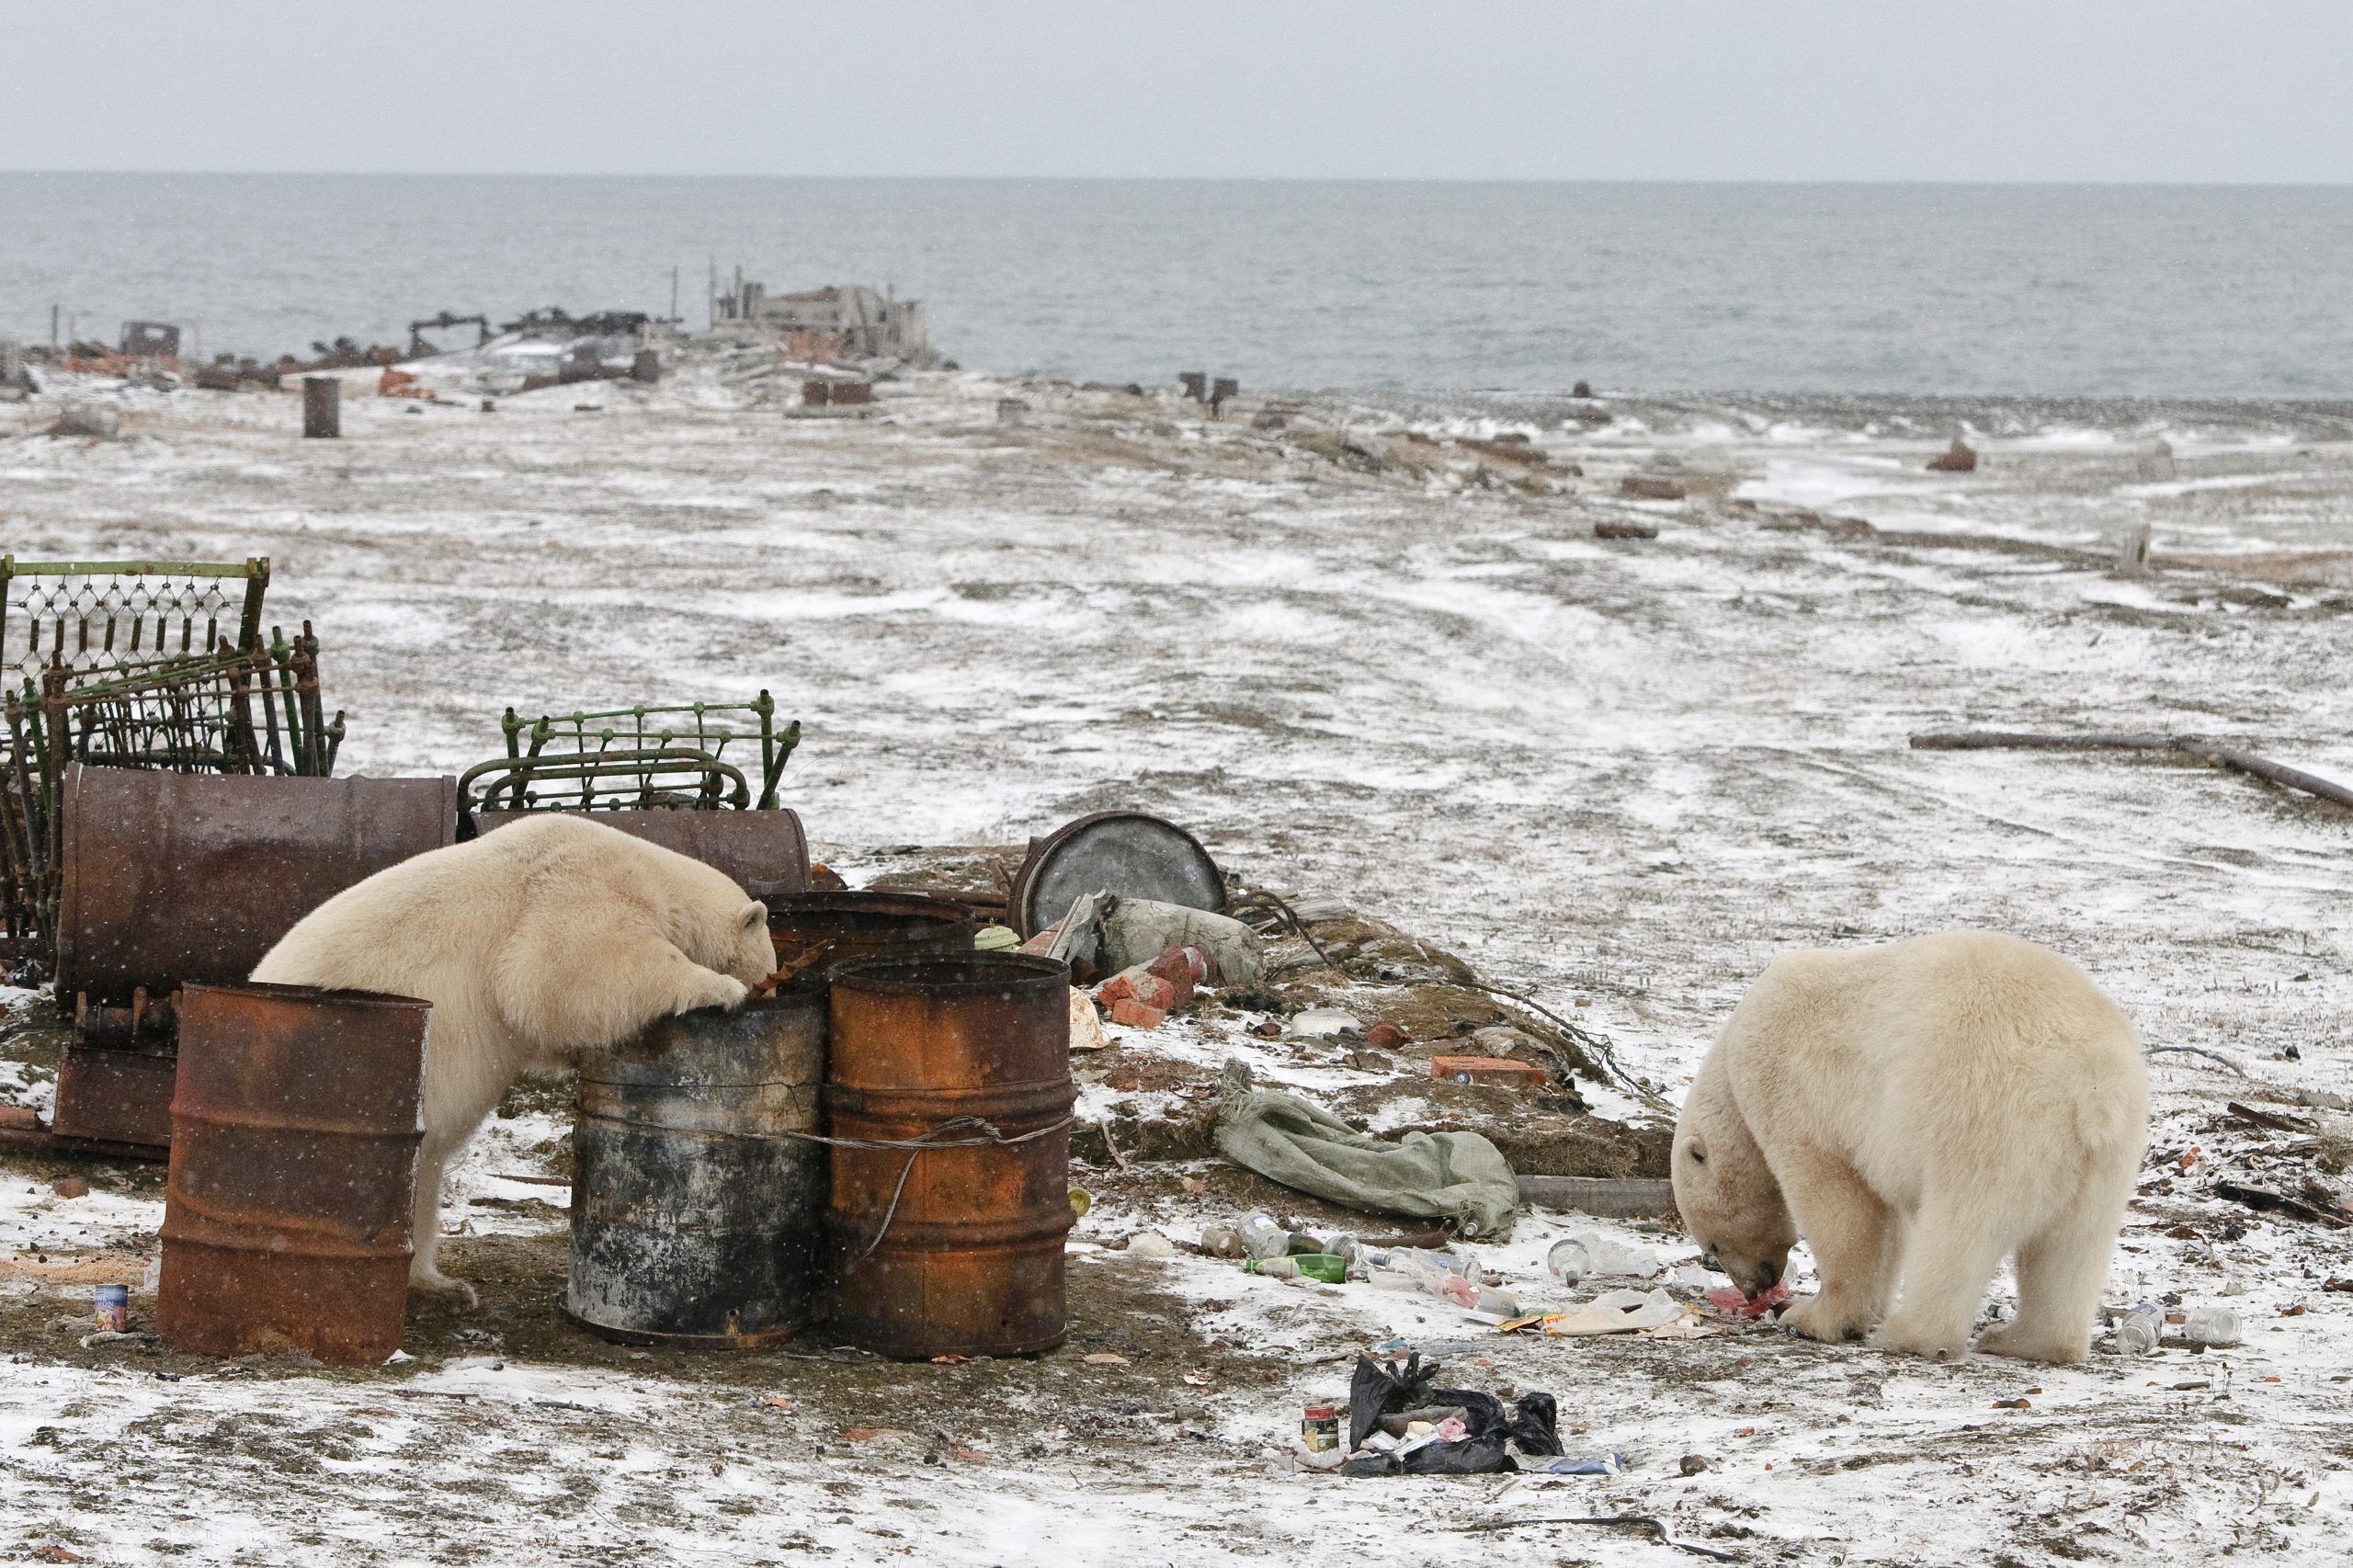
left=1, top=556, right=270, bottom=687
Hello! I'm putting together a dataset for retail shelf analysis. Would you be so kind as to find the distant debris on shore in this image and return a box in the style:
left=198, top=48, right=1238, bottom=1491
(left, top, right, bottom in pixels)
left=708, top=269, right=940, bottom=371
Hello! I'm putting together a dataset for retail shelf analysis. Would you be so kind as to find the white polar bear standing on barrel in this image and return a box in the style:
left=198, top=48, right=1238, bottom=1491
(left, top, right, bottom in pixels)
left=1672, top=930, right=2148, bottom=1363
left=252, top=813, right=778, bottom=1305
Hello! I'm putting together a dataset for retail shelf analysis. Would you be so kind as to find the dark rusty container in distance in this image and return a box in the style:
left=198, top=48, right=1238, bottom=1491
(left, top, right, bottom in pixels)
left=764, top=891, right=975, bottom=990
left=825, top=953, right=1074, bottom=1358
left=55, top=765, right=458, bottom=1005
left=158, top=982, right=429, bottom=1364
left=566, top=992, right=827, bottom=1347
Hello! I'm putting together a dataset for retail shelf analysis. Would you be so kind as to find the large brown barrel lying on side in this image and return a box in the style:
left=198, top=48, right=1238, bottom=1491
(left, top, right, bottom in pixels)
left=474, top=808, right=811, bottom=899
left=55, top=765, right=459, bottom=1005
left=566, top=992, right=827, bottom=1347
left=764, top=891, right=974, bottom=989
left=825, top=953, right=1074, bottom=1358
left=157, top=982, right=429, bottom=1364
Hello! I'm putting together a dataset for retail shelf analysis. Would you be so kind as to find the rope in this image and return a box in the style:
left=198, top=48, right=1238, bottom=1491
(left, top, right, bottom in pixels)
left=584, top=1110, right=1075, bottom=1264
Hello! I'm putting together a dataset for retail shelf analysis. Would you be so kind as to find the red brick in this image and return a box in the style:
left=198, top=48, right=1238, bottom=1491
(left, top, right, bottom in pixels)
left=1429, top=1054, right=1549, bottom=1089
left=1108, top=998, right=1167, bottom=1029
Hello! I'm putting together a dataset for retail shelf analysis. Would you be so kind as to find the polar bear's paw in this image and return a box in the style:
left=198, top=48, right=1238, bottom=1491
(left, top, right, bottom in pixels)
left=409, top=1267, right=481, bottom=1311
left=1870, top=1318, right=1967, bottom=1363
left=1973, top=1322, right=2086, bottom=1365
left=1780, top=1293, right=1870, bottom=1344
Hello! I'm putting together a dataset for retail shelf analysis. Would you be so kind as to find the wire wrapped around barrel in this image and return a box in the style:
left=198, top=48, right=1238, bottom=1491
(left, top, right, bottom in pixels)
left=586, top=1110, right=1075, bottom=1260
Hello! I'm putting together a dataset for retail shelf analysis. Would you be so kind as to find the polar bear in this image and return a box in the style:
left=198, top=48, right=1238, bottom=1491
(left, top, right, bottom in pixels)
left=1672, top=930, right=2148, bottom=1363
left=251, top=812, right=777, bottom=1305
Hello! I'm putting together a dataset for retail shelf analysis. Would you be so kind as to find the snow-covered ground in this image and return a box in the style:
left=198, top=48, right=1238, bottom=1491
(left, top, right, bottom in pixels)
left=1, top=360, right=2349, bottom=1564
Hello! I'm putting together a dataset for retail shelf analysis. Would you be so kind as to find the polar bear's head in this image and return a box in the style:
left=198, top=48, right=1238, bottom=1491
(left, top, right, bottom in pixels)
left=1672, top=1060, right=1796, bottom=1299
left=655, top=853, right=779, bottom=988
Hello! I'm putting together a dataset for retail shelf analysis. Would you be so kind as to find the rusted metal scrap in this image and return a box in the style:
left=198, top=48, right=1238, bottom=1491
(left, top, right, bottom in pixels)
left=43, top=766, right=455, bottom=1156
left=460, top=695, right=799, bottom=817
left=463, top=695, right=809, bottom=892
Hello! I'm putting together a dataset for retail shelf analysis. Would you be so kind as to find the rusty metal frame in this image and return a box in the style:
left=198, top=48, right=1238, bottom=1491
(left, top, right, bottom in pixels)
left=1, top=556, right=270, bottom=687
left=1, top=621, right=340, bottom=959
left=458, top=693, right=799, bottom=819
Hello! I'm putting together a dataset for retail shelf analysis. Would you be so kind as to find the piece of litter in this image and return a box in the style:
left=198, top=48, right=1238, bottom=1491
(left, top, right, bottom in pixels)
left=1083, top=1352, right=1131, bottom=1366
left=757, top=1395, right=795, bottom=1411
left=1547, top=1231, right=1665, bottom=1284
left=383, top=1349, right=415, bottom=1365
left=1542, top=1288, right=1695, bottom=1337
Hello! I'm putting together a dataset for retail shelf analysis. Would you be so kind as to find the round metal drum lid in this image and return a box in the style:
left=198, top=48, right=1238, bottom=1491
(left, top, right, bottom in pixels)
left=1008, top=812, right=1225, bottom=937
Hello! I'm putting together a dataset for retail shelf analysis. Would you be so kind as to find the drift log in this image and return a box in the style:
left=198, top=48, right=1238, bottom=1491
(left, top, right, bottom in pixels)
left=1910, top=732, right=2353, bottom=812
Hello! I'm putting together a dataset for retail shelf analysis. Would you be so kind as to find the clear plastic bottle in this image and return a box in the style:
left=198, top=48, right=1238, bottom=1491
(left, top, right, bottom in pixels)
left=2183, top=1305, right=2242, bottom=1347
left=2117, top=1301, right=2163, bottom=1355
left=1237, top=1213, right=1292, bottom=1261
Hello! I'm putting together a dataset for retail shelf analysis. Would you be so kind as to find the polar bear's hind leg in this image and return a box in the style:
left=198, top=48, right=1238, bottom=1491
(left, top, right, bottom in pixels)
left=1976, top=1175, right=2129, bottom=1364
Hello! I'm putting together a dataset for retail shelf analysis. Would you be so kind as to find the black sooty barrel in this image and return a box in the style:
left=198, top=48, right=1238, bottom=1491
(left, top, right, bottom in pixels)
left=824, top=953, right=1074, bottom=1358
left=566, top=991, right=827, bottom=1346
left=158, top=982, right=429, bottom=1364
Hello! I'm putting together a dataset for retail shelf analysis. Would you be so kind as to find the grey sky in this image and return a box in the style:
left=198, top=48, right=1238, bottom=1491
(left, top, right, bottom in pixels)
left=3, top=0, right=2349, bottom=183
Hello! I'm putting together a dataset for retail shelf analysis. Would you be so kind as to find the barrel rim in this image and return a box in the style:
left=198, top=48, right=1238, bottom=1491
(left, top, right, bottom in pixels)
left=181, top=979, right=435, bottom=1014
left=829, top=951, right=1070, bottom=996
left=762, top=889, right=975, bottom=926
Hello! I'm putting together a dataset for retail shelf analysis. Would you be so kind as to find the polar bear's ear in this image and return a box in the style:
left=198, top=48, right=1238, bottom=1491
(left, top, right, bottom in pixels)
left=740, top=903, right=766, bottom=929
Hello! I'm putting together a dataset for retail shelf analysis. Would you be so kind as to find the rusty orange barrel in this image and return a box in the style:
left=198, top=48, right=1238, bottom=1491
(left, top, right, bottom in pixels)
left=158, top=982, right=429, bottom=1364
left=566, top=991, right=827, bottom=1347
left=764, top=892, right=974, bottom=991
left=824, top=953, right=1074, bottom=1358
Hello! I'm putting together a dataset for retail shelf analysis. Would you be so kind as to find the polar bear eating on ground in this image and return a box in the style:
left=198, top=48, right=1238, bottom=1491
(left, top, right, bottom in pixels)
left=252, top=812, right=777, bottom=1305
left=1672, top=930, right=2148, bottom=1363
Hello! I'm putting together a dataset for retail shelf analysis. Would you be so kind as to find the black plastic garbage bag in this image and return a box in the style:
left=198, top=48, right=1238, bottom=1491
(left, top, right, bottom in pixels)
left=1340, top=1353, right=1562, bottom=1476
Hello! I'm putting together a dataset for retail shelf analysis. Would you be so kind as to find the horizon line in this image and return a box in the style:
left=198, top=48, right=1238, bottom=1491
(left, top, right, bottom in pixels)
left=6, top=168, right=2353, bottom=190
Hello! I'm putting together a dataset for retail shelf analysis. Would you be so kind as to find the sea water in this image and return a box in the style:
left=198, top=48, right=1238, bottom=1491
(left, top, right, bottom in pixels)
left=5, top=173, right=2350, bottom=396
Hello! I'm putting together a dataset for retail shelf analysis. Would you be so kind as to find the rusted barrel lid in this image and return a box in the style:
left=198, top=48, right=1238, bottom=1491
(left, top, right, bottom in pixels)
left=764, top=891, right=975, bottom=988
left=1007, top=812, right=1224, bottom=937
left=829, top=951, right=1070, bottom=998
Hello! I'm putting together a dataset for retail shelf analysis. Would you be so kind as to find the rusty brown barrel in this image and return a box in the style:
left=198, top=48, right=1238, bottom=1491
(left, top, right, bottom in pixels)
left=566, top=992, right=827, bottom=1347
left=157, top=982, right=429, bottom=1364
left=474, top=808, right=810, bottom=899
left=824, top=953, right=1074, bottom=1358
left=764, top=891, right=974, bottom=991
left=54, top=765, right=457, bottom=1005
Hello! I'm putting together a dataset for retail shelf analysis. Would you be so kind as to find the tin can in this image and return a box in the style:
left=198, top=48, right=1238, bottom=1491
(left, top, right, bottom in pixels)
left=1302, top=1403, right=1340, bottom=1452
left=93, top=1283, right=129, bottom=1333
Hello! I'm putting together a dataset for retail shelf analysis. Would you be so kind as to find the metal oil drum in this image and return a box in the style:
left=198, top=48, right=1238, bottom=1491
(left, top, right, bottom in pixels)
left=565, top=992, right=827, bottom=1347
left=824, top=953, right=1074, bottom=1358
left=763, top=891, right=975, bottom=990
left=55, top=765, right=458, bottom=1005
left=157, top=982, right=430, bottom=1364
left=474, top=807, right=811, bottom=900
